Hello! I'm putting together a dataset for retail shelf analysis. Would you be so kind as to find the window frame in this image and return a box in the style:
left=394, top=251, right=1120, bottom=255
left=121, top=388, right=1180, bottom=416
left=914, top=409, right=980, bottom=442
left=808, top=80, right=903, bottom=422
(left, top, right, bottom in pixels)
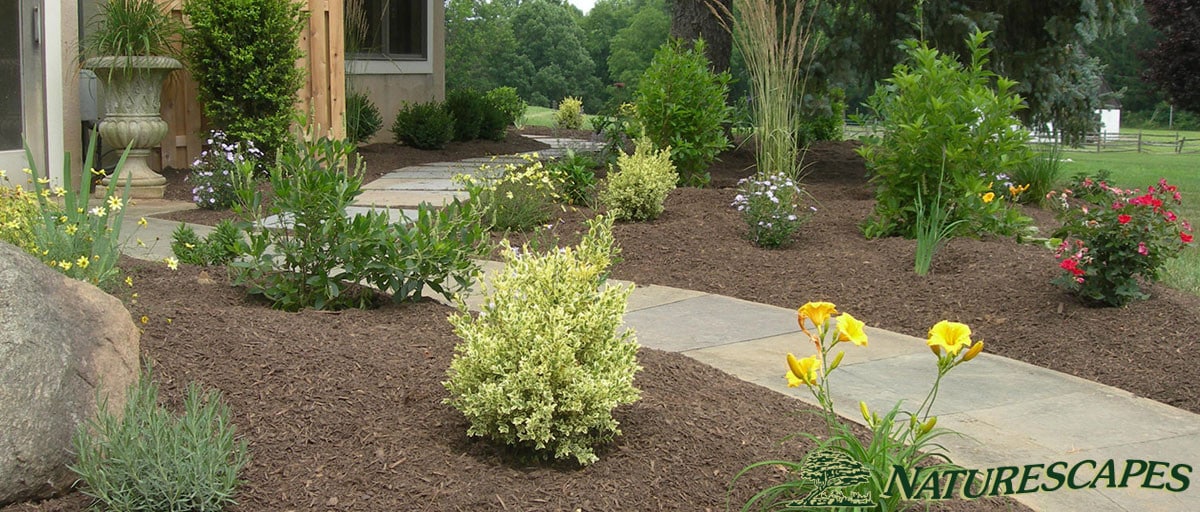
left=346, top=0, right=434, bottom=75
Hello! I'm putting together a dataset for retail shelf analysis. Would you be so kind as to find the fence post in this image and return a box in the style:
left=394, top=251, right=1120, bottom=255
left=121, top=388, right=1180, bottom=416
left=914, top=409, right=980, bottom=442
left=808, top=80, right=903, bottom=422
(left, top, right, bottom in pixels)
left=1138, top=133, right=1143, bottom=153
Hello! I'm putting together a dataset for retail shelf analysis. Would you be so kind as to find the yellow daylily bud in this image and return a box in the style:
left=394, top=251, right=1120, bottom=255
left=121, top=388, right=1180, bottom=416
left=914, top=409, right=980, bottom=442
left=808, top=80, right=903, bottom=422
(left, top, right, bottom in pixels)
left=828, top=351, right=845, bottom=372
left=920, top=417, right=938, bottom=435
left=860, top=401, right=871, bottom=423
left=962, top=341, right=985, bottom=362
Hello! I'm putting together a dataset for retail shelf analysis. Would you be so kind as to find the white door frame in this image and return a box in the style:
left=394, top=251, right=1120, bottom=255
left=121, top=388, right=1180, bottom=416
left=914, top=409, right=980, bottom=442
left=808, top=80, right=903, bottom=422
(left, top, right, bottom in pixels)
left=0, top=0, right=65, bottom=190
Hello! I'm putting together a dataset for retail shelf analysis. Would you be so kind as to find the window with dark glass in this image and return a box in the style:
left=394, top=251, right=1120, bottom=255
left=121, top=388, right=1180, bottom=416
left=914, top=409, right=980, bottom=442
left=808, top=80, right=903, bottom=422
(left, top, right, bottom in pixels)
left=350, top=0, right=427, bottom=59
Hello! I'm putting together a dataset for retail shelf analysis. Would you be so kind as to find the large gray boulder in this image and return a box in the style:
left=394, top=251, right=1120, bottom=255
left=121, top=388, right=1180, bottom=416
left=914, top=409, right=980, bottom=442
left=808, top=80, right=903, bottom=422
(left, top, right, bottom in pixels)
left=0, top=242, right=140, bottom=506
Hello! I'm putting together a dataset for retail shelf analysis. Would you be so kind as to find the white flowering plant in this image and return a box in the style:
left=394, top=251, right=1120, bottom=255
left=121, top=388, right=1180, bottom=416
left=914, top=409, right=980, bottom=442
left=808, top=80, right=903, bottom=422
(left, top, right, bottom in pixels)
left=732, top=171, right=813, bottom=248
left=189, top=130, right=262, bottom=210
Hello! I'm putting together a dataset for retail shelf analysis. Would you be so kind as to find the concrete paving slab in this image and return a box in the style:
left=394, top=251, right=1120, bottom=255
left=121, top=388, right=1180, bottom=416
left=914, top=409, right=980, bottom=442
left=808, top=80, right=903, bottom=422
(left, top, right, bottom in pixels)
left=833, top=352, right=1098, bottom=417
left=354, top=190, right=465, bottom=208
left=380, top=168, right=462, bottom=179
left=371, top=178, right=460, bottom=191
left=1068, top=436, right=1200, bottom=511
left=960, top=390, right=1200, bottom=453
left=625, top=284, right=707, bottom=311
left=120, top=216, right=208, bottom=261
left=624, top=294, right=799, bottom=352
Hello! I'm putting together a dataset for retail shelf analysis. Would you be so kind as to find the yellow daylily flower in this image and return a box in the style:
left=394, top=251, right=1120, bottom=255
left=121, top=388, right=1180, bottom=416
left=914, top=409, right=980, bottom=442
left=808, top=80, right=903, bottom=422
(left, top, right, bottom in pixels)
left=927, top=320, right=973, bottom=356
left=836, top=312, right=868, bottom=347
left=981, top=192, right=996, bottom=204
left=797, top=302, right=838, bottom=328
left=786, top=353, right=820, bottom=387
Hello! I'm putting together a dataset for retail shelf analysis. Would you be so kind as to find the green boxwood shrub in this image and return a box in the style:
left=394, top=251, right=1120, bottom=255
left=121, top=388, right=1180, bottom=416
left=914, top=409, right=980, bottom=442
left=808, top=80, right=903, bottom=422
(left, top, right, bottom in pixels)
left=445, top=88, right=485, bottom=141
left=634, top=38, right=732, bottom=187
left=391, top=101, right=455, bottom=150
left=182, top=0, right=307, bottom=162
left=444, top=216, right=641, bottom=466
left=601, top=138, right=677, bottom=221
left=346, top=90, right=383, bottom=144
left=485, top=86, right=527, bottom=127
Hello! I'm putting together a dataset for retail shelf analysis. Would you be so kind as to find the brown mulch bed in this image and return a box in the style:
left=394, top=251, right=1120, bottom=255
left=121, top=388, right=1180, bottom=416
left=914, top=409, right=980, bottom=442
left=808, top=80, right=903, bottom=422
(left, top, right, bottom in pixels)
left=3, top=259, right=1019, bottom=511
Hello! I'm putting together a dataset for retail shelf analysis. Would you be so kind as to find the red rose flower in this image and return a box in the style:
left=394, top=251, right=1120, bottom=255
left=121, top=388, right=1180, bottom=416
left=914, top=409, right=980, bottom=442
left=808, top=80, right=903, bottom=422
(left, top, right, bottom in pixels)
left=1118, top=214, right=1132, bottom=225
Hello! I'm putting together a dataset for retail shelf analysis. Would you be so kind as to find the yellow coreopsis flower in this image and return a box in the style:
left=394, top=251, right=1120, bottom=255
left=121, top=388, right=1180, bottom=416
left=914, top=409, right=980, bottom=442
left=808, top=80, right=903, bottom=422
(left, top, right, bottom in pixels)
left=981, top=192, right=995, bottom=204
left=927, top=320, right=973, bottom=356
left=36, top=177, right=50, bottom=185
left=137, top=217, right=148, bottom=227
left=53, top=186, right=66, bottom=197
left=786, top=353, right=821, bottom=387
left=64, top=224, right=78, bottom=235
left=836, top=312, right=869, bottom=347
left=58, top=260, right=73, bottom=271
left=797, top=302, right=838, bottom=328
left=106, top=196, right=123, bottom=211
left=163, top=257, right=179, bottom=271
left=125, top=276, right=134, bottom=287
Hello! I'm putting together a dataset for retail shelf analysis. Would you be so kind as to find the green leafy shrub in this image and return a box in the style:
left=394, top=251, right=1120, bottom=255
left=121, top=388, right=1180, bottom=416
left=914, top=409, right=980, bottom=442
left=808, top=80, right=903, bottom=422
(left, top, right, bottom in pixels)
left=485, top=86, right=527, bottom=127
left=732, top=171, right=812, bottom=248
left=392, top=101, right=455, bottom=150
left=555, top=96, right=585, bottom=130
left=547, top=149, right=599, bottom=206
left=183, top=0, right=306, bottom=162
left=171, top=219, right=244, bottom=266
left=592, top=102, right=641, bottom=165
left=444, top=216, right=641, bottom=466
left=856, top=31, right=1031, bottom=238
left=1050, top=179, right=1195, bottom=306
left=230, top=130, right=485, bottom=310
left=601, top=138, right=677, bottom=222
left=71, top=367, right=248, bottom=512
left=797, top=88, right=846, bottom=145
left=446, top=88, right=486, bottom=141
left=0, top=184, right=40, bottom=253
left=346, top=90, right=383, bottom=144
left=634, top=38, right=732, bottom=187
left=189, top=130, right=261, bottom=210
left=477, top=95, right=511, bottom=142
left=456, top=154, right=563, bottom=232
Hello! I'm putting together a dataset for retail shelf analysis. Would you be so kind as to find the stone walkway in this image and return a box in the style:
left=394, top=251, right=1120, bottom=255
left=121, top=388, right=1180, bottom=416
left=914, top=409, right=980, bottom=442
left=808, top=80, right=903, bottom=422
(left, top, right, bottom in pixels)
left=121, top=135, right=1199, bottom=512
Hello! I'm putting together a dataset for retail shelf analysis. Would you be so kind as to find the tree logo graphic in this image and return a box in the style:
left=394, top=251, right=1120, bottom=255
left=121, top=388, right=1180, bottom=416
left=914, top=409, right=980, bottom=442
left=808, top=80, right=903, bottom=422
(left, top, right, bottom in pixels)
left=789, top=448, right=875, bottom=508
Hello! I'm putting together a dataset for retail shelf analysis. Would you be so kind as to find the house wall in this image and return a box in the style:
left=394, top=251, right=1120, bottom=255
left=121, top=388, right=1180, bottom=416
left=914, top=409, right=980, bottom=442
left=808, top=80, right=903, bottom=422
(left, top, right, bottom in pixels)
left=346, top=0, right=445, bottom=145
left=52, top=0, right=81, bottom=188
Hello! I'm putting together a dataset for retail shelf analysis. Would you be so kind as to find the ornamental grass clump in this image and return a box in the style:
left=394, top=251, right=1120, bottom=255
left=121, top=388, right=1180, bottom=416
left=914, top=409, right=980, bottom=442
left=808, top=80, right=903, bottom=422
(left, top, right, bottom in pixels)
left=71, top=367, right=248, bottom=512
left=713, top=0, right=815, bottom=181
left=601, top=138, right=677, bottom=222
left=1050, top=179, right=1194, bottom=306
left=444, top=216, right=641, bottom=466
left=732, top=171, right=813, bottom=248
left=735, top=303, right=983, bottom=510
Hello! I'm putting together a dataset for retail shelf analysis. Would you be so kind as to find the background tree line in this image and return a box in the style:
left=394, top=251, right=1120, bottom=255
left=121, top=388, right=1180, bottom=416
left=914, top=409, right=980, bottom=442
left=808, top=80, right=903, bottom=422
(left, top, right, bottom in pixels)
left=446, top=0, right=1198, bottom=135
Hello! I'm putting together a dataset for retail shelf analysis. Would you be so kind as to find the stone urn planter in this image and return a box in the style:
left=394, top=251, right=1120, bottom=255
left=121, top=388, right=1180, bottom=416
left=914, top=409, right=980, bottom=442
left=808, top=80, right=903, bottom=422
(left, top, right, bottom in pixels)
left=85, top=56, right=181, bottom=199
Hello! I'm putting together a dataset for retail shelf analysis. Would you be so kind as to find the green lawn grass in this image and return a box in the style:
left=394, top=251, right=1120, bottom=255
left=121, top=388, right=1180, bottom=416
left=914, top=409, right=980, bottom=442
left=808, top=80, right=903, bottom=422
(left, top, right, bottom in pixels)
left=1057, top=148, right=1200, bottom=296
left=520, top=106, right=599, bottom=130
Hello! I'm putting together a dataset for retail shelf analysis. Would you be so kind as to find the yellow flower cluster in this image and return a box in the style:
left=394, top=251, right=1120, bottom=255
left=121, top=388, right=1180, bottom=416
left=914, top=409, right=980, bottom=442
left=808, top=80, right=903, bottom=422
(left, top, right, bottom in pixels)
left=785, top=302, right=983, bottom=390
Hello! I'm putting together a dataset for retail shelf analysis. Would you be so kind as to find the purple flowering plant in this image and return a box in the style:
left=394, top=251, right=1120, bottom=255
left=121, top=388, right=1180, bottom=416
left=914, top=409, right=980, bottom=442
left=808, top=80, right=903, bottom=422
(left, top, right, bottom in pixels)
left=732, top=171, right=814, bottom=248
left=188, top=130, right=262, bottom=210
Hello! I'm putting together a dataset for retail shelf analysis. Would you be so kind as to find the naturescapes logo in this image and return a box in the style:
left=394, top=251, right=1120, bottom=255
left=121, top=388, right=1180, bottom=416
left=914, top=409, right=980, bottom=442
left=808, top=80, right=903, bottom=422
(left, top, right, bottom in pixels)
left=790, top=457, right=1191, bottom=508
left=887, top=459, right=1192, bottom=501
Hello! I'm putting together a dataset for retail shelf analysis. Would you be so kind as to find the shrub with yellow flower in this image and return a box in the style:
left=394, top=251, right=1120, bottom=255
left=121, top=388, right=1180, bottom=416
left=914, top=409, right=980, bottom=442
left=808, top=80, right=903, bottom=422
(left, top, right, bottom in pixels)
left=736, top=301, right=983, bottom=511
